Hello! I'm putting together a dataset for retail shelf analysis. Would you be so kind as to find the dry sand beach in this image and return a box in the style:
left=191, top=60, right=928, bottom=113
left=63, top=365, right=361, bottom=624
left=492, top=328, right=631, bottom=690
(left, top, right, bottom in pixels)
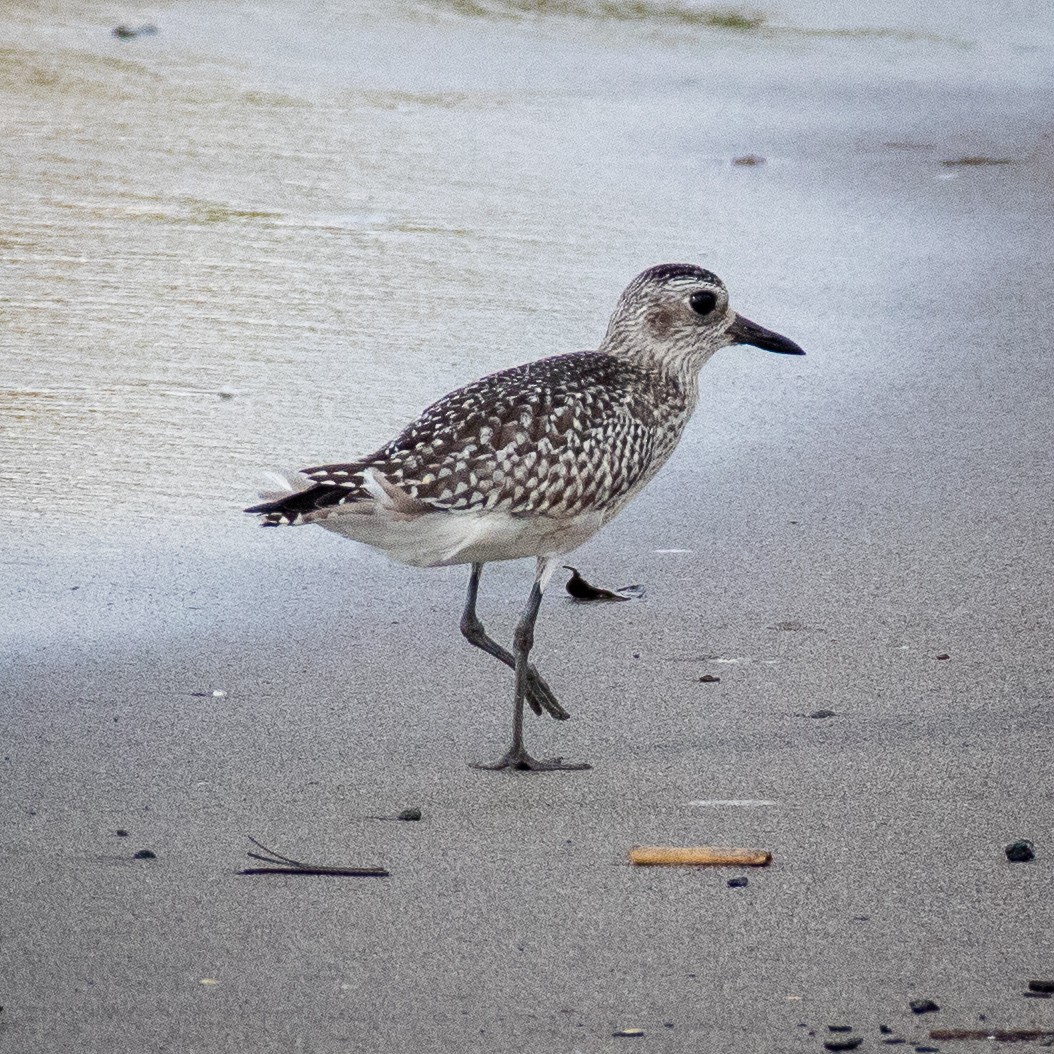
left=3, top=1, right=1054, bottom=1051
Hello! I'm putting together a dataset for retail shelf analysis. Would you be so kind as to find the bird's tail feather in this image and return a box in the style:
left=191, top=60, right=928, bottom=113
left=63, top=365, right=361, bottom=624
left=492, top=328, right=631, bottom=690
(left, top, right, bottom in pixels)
left=245, top=471, right=329, bottom=525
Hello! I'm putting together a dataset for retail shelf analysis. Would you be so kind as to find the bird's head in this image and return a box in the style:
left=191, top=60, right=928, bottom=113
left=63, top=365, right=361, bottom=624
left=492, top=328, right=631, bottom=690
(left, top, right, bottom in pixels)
left=600, top=263, right=804, bottom=376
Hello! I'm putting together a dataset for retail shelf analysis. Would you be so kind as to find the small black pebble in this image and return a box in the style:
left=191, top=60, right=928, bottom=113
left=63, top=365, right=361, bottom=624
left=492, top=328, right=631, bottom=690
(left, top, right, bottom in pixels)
left=727, top=876, right=748, bottom=888
left=824, top=1039, right=862, bottom=1052
left=810, top=709, right=837, bottom=718
left=1005, top=839, right=1035, bottom=862
left=112, top=23, right=157, bottom=39
left=909, top=999, right=939, bottom=1015
left=133, top=849, right=156, bottom=860
left=880, top=1025, right=893, bottom=1034
left=116, top=829, right=129, bottom=837
left=829, top=1025, right=853, bottom=1032
left=397, top=808, right=422, bottom=821
left=1029, top=980, right=1054, bottom=994
left=663, top=1022, right=674, bottom=1029
left=699, top=674, right=721, bottom=683
left=915, top=1047, right=940, bottom=1053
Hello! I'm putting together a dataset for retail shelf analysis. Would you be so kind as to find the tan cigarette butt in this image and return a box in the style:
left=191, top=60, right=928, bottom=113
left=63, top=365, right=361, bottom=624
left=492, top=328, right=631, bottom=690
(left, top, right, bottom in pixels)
left=629, top=846, right=772, bottom=867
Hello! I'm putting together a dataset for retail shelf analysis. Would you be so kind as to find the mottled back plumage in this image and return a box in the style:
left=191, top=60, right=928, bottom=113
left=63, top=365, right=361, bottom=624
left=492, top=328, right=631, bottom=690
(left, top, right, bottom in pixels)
left=254, top=351, right=693, bottom=527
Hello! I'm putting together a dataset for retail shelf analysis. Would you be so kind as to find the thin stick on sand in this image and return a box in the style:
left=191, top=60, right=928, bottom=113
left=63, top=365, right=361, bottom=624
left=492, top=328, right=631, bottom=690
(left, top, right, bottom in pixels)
left=240, top=836, right=389, bottom=877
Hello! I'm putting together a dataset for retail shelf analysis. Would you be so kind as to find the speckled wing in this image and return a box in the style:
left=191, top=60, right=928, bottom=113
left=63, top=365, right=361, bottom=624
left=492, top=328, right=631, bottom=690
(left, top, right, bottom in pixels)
left=248, top=351, right=689, bottom=525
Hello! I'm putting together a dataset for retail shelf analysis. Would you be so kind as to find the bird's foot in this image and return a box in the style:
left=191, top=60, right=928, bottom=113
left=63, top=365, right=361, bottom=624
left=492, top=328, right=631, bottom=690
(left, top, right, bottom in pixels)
left=525, top=669, right=569, bottom=721
left=471, top=748, right=591, bottom=772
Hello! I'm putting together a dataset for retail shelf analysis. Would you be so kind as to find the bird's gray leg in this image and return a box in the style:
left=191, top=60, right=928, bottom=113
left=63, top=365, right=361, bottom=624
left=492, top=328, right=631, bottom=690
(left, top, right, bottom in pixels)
left=459, top=562, right=569, bottom=720
left=472, top=557, right=591, bottom=773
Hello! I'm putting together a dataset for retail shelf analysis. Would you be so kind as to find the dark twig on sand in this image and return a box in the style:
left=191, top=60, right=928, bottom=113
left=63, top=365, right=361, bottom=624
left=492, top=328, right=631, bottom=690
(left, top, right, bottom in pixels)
left=240, top=836, right=389, bottom=877
left=930, top=1029, right=1054, bottom=1042
left=364, top=807, right=423, bottom=822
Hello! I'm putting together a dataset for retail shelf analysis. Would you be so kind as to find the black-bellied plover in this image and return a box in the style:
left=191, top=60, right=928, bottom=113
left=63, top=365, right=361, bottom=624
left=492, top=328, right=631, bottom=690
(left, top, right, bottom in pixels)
left=247, top=263, right=804, bottom=770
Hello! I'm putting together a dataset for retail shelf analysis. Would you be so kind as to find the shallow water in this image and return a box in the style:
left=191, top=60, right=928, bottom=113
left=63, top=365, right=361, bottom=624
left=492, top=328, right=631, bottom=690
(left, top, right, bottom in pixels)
left=2, top=0, right=1052, bottom=560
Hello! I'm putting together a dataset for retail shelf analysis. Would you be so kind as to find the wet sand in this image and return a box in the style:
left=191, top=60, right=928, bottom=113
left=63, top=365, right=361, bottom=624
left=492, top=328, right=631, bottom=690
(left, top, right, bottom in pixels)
left=6, top=518, right=1054, bottom=1052
left=4, top=1, right=1054, bottom=1051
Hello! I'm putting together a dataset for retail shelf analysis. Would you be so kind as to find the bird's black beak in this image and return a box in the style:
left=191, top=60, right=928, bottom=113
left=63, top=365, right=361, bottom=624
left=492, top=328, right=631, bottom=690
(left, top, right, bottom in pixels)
left=728, top=313, right=805, bottom=355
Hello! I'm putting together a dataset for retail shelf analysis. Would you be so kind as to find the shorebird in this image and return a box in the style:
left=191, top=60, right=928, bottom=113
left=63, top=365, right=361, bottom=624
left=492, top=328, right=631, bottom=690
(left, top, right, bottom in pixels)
left=247, top=263, right=804, bottom=770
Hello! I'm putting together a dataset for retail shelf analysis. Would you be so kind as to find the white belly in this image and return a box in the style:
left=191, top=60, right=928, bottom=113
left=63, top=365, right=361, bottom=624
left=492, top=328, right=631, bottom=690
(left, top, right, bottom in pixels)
left=313, top=504, right=605, bottom=568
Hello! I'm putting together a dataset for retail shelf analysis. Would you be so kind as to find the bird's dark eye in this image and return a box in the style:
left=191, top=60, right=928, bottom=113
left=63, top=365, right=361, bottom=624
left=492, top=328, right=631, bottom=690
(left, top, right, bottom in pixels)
left=689, top=290, right=718, bottom=317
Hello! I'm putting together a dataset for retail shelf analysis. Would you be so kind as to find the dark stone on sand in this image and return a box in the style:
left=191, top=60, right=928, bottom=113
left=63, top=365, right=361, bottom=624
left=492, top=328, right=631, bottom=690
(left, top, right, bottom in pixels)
left=563, top=566, right=628, bottom=602
left=935, top=653, right=950, bottom=660
left=397, top=808, right=422, bottom=821
left=824, top=1038, right=862, bottom=1052
left=880, top=1025, right=893, bottom=1034
left=1005, top=839, right=1035, bottom=862
left=133, top=849, right=156, bottom=860
left=116, top=829, right=129, bottom=836
left=914, top=1047, right=940, bottom=1053
left=810, top=709, right=837, bottom=718
left=909, top=999, right=939, bottom=1014
left=698, top=674, right=721, bottom=683
left=1029, top=980, right=1054, bottom=994
left=828, top=1024, right=853, bottom=1032
left=727, top=876, right=748, bottom=888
